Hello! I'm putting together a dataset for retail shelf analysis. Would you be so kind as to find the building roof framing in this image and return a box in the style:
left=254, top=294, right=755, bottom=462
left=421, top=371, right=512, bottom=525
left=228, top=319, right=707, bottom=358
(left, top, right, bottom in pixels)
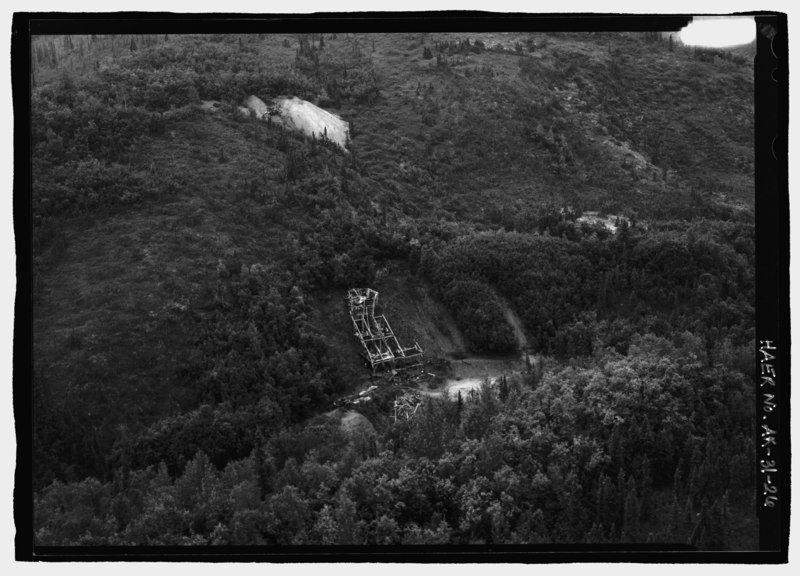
left=346, top=288, right=423, bottom=372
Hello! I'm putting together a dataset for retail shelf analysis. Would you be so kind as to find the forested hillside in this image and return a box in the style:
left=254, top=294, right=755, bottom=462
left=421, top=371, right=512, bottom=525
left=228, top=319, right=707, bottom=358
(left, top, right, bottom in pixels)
left=30, top=31, right=755, bottom=548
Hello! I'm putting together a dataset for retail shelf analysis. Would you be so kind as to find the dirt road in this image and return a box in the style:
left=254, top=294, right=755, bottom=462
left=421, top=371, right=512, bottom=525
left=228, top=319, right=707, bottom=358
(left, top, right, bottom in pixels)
left=497, top=294, right=528, bottom=351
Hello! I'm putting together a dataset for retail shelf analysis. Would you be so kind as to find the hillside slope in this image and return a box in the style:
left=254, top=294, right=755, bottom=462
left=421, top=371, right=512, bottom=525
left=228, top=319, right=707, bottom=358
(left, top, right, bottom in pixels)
left=29, top=31, right=756, bottom=549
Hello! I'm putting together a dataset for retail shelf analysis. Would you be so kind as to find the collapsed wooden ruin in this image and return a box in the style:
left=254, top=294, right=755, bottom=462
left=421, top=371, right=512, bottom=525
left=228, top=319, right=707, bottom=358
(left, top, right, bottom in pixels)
left=346, top=288, right=423, bottom=372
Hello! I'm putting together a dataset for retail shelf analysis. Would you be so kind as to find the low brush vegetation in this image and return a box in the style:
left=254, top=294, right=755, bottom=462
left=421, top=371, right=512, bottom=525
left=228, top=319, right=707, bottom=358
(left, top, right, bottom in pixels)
left=31, top=31, right=755, bottom=548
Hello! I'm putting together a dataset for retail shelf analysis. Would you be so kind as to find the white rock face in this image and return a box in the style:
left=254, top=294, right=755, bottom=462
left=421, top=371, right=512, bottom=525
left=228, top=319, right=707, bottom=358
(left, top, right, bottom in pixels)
left=244, top=95, right=350, bottom=151
left=273, top=97, right=350, bottom=149
left=244, top=95, right=270, bottom=119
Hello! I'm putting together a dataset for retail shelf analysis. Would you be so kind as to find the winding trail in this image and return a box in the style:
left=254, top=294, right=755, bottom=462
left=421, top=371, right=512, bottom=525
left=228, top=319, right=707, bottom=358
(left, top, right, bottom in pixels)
left=497, top=294, right=528, bottom=351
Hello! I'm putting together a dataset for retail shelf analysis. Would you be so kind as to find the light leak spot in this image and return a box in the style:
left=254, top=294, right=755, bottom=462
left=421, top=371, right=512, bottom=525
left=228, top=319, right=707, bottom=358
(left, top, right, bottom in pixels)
left=679, top=16, right=756, bottom=49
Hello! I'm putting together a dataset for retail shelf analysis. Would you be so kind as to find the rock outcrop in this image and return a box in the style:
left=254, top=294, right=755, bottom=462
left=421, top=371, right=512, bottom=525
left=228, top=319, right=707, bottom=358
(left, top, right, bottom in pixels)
left=243, top=95, right=350, bottom=150
left=244, top=95, right=270, bottom=119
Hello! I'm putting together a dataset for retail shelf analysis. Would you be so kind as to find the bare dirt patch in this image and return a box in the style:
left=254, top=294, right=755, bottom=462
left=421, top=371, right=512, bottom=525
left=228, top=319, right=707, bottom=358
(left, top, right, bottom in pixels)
left=339, top=410, right=376, bottom=437
left=444, top=353, right=526, bottom=399
left=372, top=267, right=467, bottom=358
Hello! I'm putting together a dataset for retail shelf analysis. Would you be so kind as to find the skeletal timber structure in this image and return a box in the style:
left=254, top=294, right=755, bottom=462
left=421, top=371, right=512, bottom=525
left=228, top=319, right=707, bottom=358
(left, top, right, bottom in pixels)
left=346, top=288, right=423, bottom=371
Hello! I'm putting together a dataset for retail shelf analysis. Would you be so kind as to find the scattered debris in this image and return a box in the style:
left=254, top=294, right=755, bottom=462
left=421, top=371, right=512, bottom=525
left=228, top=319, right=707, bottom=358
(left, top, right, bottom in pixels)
left=393, top=391, right=422, bottom=423
left=576, top=211, right=629, bottom=234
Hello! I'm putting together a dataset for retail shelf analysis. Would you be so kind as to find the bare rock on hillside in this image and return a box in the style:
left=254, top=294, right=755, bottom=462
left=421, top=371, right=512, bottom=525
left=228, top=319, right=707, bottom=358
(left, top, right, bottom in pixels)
left=244, top=95, right=270, bottom=119
left=270, top=96, right=350, bottom=150
left=243, top=94, right=350, bottom=150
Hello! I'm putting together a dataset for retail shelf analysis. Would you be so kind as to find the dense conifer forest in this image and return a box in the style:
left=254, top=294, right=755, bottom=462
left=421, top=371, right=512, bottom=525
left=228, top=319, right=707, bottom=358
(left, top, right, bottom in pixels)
left=29, top=30, right=756, bottom=548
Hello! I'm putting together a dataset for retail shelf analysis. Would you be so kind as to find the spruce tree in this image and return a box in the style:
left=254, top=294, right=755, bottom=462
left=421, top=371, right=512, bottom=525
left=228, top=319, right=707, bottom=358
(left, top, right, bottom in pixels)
left=499, top=375, right=509, bottom=403
left=669, top=493, right=681, bottom=532
left=595, top=473, right=615, bottom=529
left=529, top=508, right=548, bottom=543
left=621, top=476, right=639, bottom=541
left=585, top=522, right=605, bottom=543
left=335, top=493, right=360, bottom=544
left=683, top=495, right=694, bottom=526
left=706, top=500, right=728, bottom=549
left=48, top=41, right=57, bottom=68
